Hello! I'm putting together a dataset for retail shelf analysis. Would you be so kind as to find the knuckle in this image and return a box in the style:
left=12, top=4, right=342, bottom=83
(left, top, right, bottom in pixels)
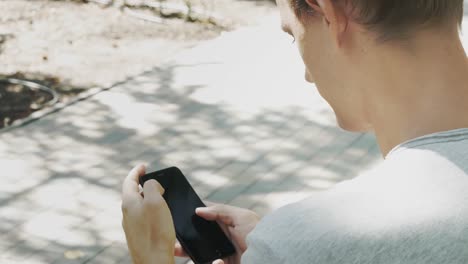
left=142, top=196, right=165, bottom=210
left=145, top=180, right=165, bottom=194
left=212, top=204, right=224, bottom=212
left=249, top=210, right=260, bottom=220
left=155, top=183, right=165, bottom=194
left=121, top=200, right=131, bottom=214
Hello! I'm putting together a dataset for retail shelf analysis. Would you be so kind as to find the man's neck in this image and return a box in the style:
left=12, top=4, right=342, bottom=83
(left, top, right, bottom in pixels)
left=363, top=28, right=468, bottom=157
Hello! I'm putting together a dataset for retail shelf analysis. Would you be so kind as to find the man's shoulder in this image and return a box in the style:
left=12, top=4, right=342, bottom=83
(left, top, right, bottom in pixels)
left=246, top=152, right=468, bottom=263
left=245, top=133, right=468, bottom=263
left=248, top=189, right=468, bottom=264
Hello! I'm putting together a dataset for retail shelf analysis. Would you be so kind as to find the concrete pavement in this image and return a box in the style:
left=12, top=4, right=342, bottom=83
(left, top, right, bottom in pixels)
left=0, top=14, right=383, bottom=264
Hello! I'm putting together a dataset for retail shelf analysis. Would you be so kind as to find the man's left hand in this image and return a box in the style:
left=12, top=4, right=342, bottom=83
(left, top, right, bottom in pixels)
left=121, top=164, right=176, bottom=264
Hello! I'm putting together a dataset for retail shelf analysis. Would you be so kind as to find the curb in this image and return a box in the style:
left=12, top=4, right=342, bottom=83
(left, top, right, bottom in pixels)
left=0, top=65, right=157, bottom=134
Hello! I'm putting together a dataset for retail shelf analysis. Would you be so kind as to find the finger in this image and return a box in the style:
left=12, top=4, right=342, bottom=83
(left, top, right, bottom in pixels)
left=212, top=259, right=224, bottom=264
left=174, top=241, right=188, bottom=257
left=122, top=164, right=146, bottom=202
left=196, top=205, right=234, bottom=226
left=142, top=179, right=165, bottom=201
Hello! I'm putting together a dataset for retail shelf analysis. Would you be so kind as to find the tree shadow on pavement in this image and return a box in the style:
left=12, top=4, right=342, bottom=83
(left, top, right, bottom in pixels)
left=0, top=62, right=382, bottom=263
left=0, top=33, right=13, bottom=54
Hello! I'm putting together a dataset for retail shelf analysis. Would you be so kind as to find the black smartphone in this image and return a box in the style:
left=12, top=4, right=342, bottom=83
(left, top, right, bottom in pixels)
left=139, top=167, right=236, bottom=264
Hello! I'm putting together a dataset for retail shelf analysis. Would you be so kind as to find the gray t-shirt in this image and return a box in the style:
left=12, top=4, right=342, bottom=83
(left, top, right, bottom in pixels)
left=242, top=128, right=468, bottom=264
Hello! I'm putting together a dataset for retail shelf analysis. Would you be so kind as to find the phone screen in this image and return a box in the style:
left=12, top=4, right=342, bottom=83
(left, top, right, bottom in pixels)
left=139, top=167, right=236, bottom=264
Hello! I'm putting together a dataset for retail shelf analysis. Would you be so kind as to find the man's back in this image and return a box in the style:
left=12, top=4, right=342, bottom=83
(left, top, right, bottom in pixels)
left=242, top=128, right=468, bottom=264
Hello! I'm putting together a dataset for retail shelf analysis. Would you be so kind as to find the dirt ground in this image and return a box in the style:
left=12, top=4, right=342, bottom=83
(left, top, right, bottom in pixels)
left=0, top=0, right=276, bottom=128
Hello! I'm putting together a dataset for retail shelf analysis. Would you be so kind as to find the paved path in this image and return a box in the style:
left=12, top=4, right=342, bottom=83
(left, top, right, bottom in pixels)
left=0, top=15, right=385, bottom=263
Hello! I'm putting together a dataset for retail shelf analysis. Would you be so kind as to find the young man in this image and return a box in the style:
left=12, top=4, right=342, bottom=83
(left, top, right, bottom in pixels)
left=122, top=0, right=468, bottom=263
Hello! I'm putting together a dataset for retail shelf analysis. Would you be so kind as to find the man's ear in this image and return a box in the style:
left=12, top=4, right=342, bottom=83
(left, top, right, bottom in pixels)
left=304, top=0, right=326, bottom=18
left=304, top=0, right=349, bottom=46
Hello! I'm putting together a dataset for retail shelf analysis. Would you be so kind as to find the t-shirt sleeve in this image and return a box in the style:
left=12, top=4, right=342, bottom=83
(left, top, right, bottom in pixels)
left=241, top=233, right=284, bottom=264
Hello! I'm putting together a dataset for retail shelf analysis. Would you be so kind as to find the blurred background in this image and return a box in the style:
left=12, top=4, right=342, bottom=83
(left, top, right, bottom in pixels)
left=0, top=0, right=275, bottom=128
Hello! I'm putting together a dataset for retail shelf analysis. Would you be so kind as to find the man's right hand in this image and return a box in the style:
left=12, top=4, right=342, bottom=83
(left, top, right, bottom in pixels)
left=174, top=203, right=260, bottom=264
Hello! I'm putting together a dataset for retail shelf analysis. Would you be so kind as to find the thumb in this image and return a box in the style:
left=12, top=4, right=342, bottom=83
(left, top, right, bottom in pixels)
left=142, top=179, right=165, bottom=201
left=196, top=205, right=234, bottom=226
left=212, top=259, right=224, bottom=264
